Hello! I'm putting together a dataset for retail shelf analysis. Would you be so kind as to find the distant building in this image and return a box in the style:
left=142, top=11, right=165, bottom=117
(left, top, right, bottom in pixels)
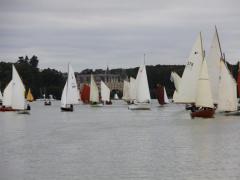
left=76, top=68, right=126, bottom=93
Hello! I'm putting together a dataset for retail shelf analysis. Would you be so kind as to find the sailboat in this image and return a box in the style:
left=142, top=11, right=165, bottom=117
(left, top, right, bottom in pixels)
left=173, top=33, right=204, bottom=105
left=155, top=84, right=169, bottom=105
left=128, top=64, right=151, bottom=110
left=26, top=89, right=34, bottom=102
left=90, top=74, right=102, bottom=107
left=113, top=93, right=119, bottom=100
left=218, top=60, right=238, bottom=112
left=60, top=64, right=80, bottom=111
left=122, top=80, right=130, bottom=103
left=100, top=81, right=111, bottom=105
left=191, top=59, right=215, bottom=118
left=0, top=65, right=30, bottom=113
left=81, top=84, right=90, bottom=104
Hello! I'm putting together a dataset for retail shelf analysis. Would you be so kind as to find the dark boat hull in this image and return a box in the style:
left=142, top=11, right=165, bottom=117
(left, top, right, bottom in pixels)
left=0, top=107, right=16, bottom=112
left=44, top=102, right=51, bottom=106
left=61, top=107, right=73, bottom=112
left=191, top=108, right=215, bottom=118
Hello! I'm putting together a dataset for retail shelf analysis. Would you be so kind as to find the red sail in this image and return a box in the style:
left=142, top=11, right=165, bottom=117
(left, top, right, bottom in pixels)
left=81, top=84, right=90, bottom=104
left=155, top=85, right=165, bottom=105
left=238, top=63, right=240, bottom=97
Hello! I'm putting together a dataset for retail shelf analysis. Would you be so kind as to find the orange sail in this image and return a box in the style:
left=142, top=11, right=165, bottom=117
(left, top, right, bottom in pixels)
left=26, top=88, right=34, bottom=102
left=81, top=84, right=90, bottom=104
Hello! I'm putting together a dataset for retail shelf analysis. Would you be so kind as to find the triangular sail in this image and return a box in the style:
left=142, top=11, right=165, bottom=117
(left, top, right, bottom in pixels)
left=81, top=84, right=90, bottom=103
left=170, top=72, right=181, bottom=92
left=122, top=80, right=130, bottom=101
left=26, top=89, right=34, bottom=101
left=135, top=65, right=151, bottom=103
left=0, top=90, right=2, bottom=101
left=129, top=77, right=136, bottom=101
left=90, top=74, right=99, bottom=103
left=12, top=65, right=26, bottom=110
left=195, top=60, right=214, bottom=108
left=164, top=87, right=169, bottom=103
left=2, top=80, right=13, bottom=107
left=61, top=82, right=67, bottom=107
left=206, top=28, right=222, bottom=104
left=100, top=81, right=110, bottom=102
left=218, top=60, right=238, bottom=111
left=155, top=85, right=164, bottom=105
left=174, top=33, right=204, bottom=103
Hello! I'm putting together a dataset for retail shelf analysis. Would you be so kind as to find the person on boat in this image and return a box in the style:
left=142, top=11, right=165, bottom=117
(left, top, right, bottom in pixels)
left=27, top=104, right=31, bottom=110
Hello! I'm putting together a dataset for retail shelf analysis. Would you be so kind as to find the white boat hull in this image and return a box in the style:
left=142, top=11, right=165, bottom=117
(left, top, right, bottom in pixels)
left=128, top=103, right=151, bottom=110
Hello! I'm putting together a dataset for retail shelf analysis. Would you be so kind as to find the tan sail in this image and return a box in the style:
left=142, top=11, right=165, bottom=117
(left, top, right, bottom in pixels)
left=26, top=89, right=34, bottom=102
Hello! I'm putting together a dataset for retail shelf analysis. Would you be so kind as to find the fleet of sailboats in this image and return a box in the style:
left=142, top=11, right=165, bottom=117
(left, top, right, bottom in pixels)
left=0, top=27, right=239, bottom=119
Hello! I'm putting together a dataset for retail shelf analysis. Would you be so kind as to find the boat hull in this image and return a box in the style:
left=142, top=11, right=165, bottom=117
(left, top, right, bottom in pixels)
left=128, top=103, right=151, bottom=110
left=90, top=103, right=103, bottom=107
left=191, top=108, right=215, bottom=118
left=61, top=107, right=73, bottom=112
left=44, top=101, right=51, bottom=106
left=0, top=107, right=16, bottom=112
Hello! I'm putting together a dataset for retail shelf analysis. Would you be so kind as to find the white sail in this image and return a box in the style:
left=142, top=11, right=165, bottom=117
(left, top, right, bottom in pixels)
left=174, top=33, right=204, bottom=103
left=135, top=65, right=151, bottom=103
left=122, top=80, right=130, bottom=101
left=11, top=65, right=26, bottom=110
left=164, top=87, right=169, bottom=104
left=0, top=90, right=2, bottom=101
left=206, top=28, right=222, bottom=104
left=170, top=72, right=181, bottom=92
left=114, top=93, right=119, bottom=100
left=2, top=80, right=13, bottom=107
left=218, top=60, right=238, bottom=111
left=100, top=81, right=110, bottom=102
left=195, top=60, right=214, bottom=108
left=61, top=64, right=79, bottom=108
left=129, top=77, right=136, bottom=101
left=90, top=74, right=99, bottom=103
left=61, top=82, right=67, bottom=107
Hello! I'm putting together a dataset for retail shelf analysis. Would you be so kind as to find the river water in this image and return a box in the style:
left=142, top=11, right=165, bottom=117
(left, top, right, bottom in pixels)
left=0, top=100, right=240, bottom=180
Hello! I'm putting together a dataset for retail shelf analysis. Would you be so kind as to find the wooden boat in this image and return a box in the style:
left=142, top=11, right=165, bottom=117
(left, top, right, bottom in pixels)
left=128, top=64, right=151, bottom=110
left=60, top=64, right=80, bottom=112
left=1, top=65, right=30, bottom=113
left=26, top=88, right=34, bottom=102
left=191, top=108, right=215, bottom=118
left=81, top=84, right=90, bottom=104
left=89, top=74, right=103, bottom=107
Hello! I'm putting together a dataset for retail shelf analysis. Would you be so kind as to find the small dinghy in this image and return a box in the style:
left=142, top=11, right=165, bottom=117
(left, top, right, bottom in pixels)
left=128, top=64, right=151, bottom=110
left=60, top=63, right=80, bottom=112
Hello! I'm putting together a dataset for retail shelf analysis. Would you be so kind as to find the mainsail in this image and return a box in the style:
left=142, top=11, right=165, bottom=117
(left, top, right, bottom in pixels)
left=81, top=84, right=90, bottom=103
left=2, top=80, right=13, bottom=107
left=122, top=80, right=130, bottom=101
left=129, top=77, right=136, bottom=101
left=218, top=60, right=238, bottom=111
left=100, top=81, right=110, bottom=102
left=90, top=74, right=99, bottom=103
left=195, top=60, right=214, bottom=108
left=206, top=27, right=222, bottom=104
left=174, top=33, right=204, bottom=103
left=26, top=89, right=34, bottom=102
left=135, top=65, right=151, bottom=103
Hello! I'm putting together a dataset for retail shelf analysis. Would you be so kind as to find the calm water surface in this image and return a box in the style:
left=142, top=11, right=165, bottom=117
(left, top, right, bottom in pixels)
left=0, top=100, right=240, bottom=180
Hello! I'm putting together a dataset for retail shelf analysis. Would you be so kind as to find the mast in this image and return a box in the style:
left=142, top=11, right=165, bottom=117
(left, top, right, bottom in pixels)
left=215, top=25, right=223, bottom=58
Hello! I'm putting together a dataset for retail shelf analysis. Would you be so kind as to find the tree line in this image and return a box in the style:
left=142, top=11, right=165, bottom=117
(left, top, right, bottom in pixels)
left=0, top=55, right=239, bottom=99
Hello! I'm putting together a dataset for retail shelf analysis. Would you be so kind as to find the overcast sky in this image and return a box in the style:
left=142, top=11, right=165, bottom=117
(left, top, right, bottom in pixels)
left=0, top=0, right=239, bottom=72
